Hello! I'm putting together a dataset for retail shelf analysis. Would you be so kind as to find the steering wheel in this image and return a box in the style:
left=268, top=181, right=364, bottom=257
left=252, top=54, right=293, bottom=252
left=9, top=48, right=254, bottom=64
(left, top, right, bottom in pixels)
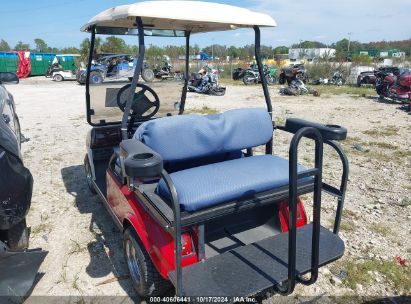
left=117, top=83, right=160, bottom=120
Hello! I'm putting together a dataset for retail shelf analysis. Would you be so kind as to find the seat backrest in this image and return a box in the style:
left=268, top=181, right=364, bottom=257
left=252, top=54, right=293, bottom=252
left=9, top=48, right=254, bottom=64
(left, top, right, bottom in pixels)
left=133, top=108, right=273, bottom=163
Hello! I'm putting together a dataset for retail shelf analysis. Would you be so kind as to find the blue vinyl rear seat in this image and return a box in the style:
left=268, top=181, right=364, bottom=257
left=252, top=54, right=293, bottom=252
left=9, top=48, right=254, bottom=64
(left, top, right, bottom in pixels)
left=134, top=108, right=308, bottom=213
left=157, top=155, right=308, bottom=212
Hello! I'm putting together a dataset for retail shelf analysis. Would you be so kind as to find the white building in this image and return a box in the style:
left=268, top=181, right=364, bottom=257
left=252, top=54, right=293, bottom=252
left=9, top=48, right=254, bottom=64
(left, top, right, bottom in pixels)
left=289, top=48, right=336, bottom=60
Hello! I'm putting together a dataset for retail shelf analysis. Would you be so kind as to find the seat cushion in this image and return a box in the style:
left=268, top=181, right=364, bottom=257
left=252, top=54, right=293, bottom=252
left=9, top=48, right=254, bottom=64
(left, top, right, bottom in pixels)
left=157, top=155, right=309, bottom=212
left=133, top=108, right=273, bottom=163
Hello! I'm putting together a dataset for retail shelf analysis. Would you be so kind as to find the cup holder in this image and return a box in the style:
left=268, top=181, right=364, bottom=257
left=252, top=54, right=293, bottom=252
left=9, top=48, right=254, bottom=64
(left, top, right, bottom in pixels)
left=133, top=153, right=154, bottom=161
left=326, top=124, right=342, bottom=129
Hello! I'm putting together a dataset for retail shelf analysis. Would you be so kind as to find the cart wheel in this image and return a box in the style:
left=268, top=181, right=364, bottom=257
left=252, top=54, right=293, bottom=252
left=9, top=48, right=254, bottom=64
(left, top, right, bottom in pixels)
left=53, top=74, right=64, bottom=82
left=84, top=155, right=97, bottom=194
left=124, top=227, right=170, bottom=298
left=243, top=74, right=254, bottom=85
left=6, top=219, right=29, bottom=250
left=90, top=72, right=103, bottom=84
left=141, top=69, right=155, bottom=82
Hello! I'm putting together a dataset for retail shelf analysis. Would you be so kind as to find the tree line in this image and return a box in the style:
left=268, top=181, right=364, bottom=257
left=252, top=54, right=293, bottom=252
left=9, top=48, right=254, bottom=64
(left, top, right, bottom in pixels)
left=1, top=37, right=410, bottom=61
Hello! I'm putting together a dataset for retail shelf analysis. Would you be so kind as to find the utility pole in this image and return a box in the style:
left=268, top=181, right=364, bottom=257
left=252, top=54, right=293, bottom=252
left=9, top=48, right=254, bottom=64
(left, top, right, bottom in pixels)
left=347, top=32, right=352, bottom=53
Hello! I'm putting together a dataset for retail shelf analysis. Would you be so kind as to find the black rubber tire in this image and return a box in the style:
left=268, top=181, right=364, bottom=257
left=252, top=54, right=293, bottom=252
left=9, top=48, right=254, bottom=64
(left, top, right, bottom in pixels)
left=123, top=227, right=170, bottom=298
left=243, top=74, right=255, bottom=85
left=6, top=219, right=29, bottom=250
left=210, top=87, right=226, bottom=96
left=266, top=75, right=277, bottom=85
left=89, top=71, right=103, bottom=84
left=53, top=74, right=64, bottom=82
left=84, top=155, right=97, bottom=194
left=141, top=69, right=155, bottom=82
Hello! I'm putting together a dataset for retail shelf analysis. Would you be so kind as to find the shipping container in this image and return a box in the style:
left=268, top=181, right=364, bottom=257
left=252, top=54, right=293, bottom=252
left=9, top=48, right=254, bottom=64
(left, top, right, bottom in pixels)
left=0, top=52, right=18, bottom=73
left=29, top=53, right=56, bottom=76
left=56, top=54, right=80, bottom=72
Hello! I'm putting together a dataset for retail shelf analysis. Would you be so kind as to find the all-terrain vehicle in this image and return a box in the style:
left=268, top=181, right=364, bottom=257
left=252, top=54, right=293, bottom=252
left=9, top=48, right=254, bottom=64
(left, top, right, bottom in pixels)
left=77, top=54, right=154, bottom=84
left=82, top=1, right=348, bottom=300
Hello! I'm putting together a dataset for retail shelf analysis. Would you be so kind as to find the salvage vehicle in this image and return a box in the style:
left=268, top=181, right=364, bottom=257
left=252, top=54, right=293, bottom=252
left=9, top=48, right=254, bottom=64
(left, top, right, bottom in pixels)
left=243, top=64, right=277, bottom=86
left=81, top=1, right=348, bottom=300
left=0, top=72, right=31, bottom=250
left=153, top=60, right=184, bottom=81
left=188, top=65, right=226, bottom=96
left=77, top=54, right=154, bottom=84
left=279, top=63, right=308, bottom=85
left=0, top=72, right=47, bottom=297
left=376, top=69, right=411, bottom=102
left=52, top=70, right=77, bottom=82
left=356, top=70, right=376, bottom=87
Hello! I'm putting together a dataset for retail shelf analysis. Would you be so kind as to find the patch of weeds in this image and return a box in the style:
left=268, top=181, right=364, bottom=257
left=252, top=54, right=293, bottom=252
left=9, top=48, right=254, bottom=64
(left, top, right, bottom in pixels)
left=185, top=106, right=219, bottom=115
left=393, top=149, right=411, bottom=158
left=275, top=116, right=285, bottom=125
left=69, top=239, right=88, bottom=255
left=31, top=223, right=50, bottom=235
left=363, top=125, right=400, bottom=137
left=400, top=198, right=411, bottom=207
left=338, top=259, right=411, bottom=291
left=72, top=271, right=82, bottom=292
left=316, top=85, right=374, bottom=96
left=343, top=209, right=359, bottom=220
left=368, top=141, right=399, bottom=150
left=333, top=219, right=357, bottom=232
left=369, top=223, right=392, bottom=237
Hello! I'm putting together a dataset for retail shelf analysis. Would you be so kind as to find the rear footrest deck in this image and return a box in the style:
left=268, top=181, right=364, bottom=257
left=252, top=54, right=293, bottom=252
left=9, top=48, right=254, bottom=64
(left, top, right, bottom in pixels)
left=169, top=224, right=344, bottom=298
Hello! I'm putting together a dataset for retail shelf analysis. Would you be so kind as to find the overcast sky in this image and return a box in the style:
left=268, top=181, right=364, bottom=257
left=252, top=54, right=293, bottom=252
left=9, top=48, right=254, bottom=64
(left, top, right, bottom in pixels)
left=0, top=0, right=410, bottom=49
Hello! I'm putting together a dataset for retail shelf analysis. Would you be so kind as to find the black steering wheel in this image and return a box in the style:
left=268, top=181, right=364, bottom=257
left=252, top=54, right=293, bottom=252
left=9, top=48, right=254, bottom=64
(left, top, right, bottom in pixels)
left=117, top=83, right=160, bottom=120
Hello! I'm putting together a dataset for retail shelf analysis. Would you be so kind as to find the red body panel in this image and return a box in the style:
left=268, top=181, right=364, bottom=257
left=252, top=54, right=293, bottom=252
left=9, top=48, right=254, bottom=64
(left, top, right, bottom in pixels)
left=278, top=199, right=308, bottom=232
left=105, top=171, right=308, bottom=280
left=106, top=172, right=198, bottom=279
left=399, top=73, right=411, bottom=87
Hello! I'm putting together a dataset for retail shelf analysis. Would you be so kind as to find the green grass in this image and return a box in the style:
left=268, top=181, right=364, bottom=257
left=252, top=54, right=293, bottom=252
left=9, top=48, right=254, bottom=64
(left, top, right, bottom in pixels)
left=338, top=259, right=411, bottom=291
left=185, top=106, right=219, bottom=115
left=31, top=223, right=50, bottom=235
left=369, top=223, right=392, bottom=237
left=363, top=125, right=400, bottom=137
left=316, top=85, right=375, bottom=96
left=334, top=219, right=357, bottom=232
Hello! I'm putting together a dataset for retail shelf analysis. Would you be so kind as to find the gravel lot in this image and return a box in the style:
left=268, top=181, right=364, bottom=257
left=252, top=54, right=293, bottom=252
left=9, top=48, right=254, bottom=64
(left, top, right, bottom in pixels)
left=6, top=77, right=411, bottom=302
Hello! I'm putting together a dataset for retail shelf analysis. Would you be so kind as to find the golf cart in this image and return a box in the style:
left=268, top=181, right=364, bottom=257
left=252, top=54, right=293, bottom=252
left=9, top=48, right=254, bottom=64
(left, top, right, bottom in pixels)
left=81, top=1, right=349, bottom=300
left=52, top=70, right=77, bottom=82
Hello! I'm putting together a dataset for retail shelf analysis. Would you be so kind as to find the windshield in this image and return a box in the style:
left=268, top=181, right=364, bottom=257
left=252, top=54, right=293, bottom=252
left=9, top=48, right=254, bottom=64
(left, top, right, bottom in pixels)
left=87, top=32, right=185, bottom=125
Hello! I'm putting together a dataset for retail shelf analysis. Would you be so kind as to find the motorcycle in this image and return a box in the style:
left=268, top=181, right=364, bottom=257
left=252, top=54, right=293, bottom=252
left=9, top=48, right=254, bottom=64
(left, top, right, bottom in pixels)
left=330, top=71, right=344, bottom=86
left=188, top=65, right=226, bottom=96
left=376, top=68, right=411, bottom=102
left=280, top=79, right=319, bottom=96
left=279, top=63, right=308, bottom=85
left=153, top=60, right=184, bottom=81
left=232, top=67, right=246, bottom=80
left=243, top=64, right=277, bottom=86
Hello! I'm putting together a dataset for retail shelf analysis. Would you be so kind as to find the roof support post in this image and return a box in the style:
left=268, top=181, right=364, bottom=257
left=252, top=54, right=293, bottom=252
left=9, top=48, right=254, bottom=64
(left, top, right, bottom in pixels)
left=254, top=26, right=273, bottom=154
left=85, top=26, right=96, bottom=125
left=121, top=17, right=145, bottom=140
left=179, top=31, right=191, bottom=114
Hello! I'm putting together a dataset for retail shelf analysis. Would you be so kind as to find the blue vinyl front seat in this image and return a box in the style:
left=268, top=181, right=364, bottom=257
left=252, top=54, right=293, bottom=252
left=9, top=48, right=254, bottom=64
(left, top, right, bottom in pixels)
left=134, top=108, right=307, bottom=212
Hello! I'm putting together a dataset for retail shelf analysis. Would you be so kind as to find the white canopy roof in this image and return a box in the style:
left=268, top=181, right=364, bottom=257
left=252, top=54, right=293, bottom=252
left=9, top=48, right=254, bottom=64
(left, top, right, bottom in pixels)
left=80, top=1, right=277, bottom=34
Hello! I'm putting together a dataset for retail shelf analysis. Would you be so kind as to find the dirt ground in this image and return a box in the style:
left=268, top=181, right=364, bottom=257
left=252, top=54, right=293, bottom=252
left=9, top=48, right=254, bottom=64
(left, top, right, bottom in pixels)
left=6, top=77, right=411, bottom=303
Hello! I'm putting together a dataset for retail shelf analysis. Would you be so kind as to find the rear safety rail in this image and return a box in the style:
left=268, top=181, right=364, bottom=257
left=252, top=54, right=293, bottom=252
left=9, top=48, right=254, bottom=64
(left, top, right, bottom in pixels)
left=276, top=126, right=323, bottom=295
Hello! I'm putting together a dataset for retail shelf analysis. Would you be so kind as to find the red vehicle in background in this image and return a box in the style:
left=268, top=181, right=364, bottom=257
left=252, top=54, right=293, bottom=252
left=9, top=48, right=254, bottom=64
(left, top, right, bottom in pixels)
left=376, top=68, right=411, bottom=102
